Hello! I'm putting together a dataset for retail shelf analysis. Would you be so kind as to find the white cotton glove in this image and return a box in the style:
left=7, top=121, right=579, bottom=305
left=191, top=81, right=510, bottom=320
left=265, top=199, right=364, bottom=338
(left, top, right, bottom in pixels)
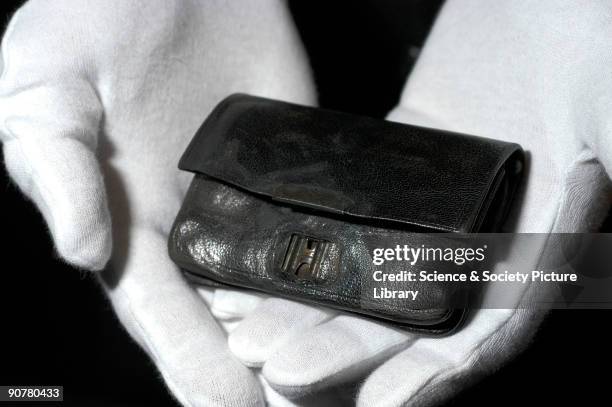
left=227, top=0, right=612, bottom=405
left=0, top=0, right=316, bottom=405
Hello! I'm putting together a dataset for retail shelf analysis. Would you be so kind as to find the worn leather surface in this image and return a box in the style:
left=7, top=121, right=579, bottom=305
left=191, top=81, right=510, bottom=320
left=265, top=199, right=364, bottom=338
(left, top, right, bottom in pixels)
left=168, top=94, right=524, bottom=333
left=179, top=94, right=524, bottom=232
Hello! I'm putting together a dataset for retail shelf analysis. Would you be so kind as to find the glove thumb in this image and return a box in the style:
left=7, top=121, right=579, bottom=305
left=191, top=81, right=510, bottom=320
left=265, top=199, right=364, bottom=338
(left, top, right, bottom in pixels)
left=0, top=80, right=111, bottom=270
left=0, top=16, right=111, bottom=269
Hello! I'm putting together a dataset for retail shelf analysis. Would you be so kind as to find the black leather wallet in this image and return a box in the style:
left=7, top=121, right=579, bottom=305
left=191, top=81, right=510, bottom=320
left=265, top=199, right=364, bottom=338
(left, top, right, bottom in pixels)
left=168, top=94, right=524, bottom=334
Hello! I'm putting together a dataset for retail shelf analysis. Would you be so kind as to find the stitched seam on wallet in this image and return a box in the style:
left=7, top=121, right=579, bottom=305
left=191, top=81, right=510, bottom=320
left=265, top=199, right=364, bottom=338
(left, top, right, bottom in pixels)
left=179, top=249, right=440, bottom=315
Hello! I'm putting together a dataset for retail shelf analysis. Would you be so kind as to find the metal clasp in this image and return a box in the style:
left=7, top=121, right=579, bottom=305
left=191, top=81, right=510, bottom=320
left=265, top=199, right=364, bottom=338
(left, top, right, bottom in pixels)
left=282, top=234, right=329, bottom=280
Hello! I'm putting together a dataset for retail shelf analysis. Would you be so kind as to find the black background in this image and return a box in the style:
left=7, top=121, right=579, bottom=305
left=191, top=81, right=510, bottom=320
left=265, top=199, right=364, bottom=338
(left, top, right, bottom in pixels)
left=1, top=1, right=610, bottom=405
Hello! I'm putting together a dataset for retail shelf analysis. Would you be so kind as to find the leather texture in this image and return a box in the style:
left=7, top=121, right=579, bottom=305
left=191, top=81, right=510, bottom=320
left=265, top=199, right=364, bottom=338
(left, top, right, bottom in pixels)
left=168, top=94, right=524, bottom=333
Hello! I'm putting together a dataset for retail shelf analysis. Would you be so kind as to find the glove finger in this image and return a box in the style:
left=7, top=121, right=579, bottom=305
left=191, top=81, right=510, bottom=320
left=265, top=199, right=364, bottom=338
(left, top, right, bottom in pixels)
left=262, top=315, right=413, bottom=398
left=195, top=286, right=215, bottom=308
left=356, top=309, right=531, bottom=407
left=194, top=286, right=246, bottom=334
left=196, top=287, right=251, bottom=335
left=229, top=298, right=332, bottom=367
left=102, top=227, right=263, bottom=407
left=258, top=372, right=351, bottom=407
left=210, top=289, right=267, bottom=321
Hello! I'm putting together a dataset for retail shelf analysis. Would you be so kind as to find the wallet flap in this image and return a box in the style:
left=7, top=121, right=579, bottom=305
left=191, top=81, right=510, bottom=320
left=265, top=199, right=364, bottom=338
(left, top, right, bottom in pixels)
left=179, top=94, right=523, bottom=232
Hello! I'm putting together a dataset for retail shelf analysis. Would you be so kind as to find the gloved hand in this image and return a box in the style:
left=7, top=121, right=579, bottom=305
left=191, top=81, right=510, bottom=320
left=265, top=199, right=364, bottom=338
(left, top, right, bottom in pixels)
left=226, top=1, right=612, bottom=405
left=0, top=0, right=315, bottom=405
